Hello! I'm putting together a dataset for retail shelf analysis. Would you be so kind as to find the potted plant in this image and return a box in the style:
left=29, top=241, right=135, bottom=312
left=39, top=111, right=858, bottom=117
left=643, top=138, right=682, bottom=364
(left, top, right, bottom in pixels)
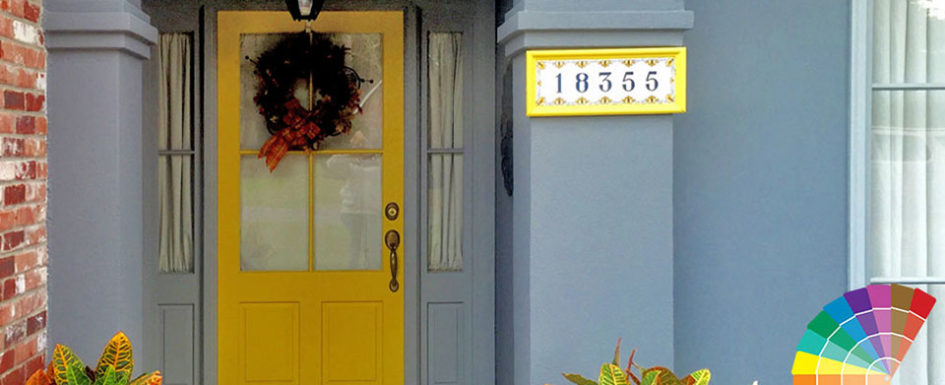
left=25, top=332, right=161, bottom=385
left=556, top=339, right=710, bottom=385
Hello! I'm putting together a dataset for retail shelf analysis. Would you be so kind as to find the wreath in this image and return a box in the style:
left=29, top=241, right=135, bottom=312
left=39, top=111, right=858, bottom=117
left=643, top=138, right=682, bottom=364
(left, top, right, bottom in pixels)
left=250, top=33, right=365, bottom=171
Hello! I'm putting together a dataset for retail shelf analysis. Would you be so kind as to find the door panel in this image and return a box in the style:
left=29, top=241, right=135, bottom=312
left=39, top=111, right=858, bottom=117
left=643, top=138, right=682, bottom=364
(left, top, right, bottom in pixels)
left=218, top=11, right=404, bottom=385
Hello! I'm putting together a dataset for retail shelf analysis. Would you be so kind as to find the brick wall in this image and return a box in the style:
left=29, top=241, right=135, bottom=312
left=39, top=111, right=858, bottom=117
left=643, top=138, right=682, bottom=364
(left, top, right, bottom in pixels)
left=0, top=0, right=46, bottom=384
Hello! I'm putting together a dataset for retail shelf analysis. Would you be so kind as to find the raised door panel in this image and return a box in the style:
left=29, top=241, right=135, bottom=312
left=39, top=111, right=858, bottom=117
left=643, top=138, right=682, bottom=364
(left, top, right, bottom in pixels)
left=240, top=303, right=300, bottom=384
left=322, top=302, right=382, bottom=385
left=160, top=304, right=196, bottom=385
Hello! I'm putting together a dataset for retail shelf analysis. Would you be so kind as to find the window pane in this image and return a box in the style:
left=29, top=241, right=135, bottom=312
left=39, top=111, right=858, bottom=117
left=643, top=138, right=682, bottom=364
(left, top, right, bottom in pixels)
left=158, top=33, right=193, bottom=151
left=428, top=154, right=463, bottom=272
left=870, top=90, right=945, bottom=280
left=240, top=155, right=308, bottom=271
left=872, top=0, right=945, bottom=85
left=240, top=33, right=382, bottom=150
left=318, top=33, right=384, bottom=150
left=313, top=154, right=382, bottom=271
left=158, top=155, right=194, bottom=273
left=428, top=32, right=463, bottom=149
left=157, top=33, right=195, bottom=273
left=240, top=33, right=309, bottom=150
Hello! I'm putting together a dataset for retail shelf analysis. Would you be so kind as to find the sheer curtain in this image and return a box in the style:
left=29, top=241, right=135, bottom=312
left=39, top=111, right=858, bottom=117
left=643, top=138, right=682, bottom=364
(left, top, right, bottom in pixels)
left=427, top=33, right=464, bottom=271
left=158, top=34, right=194, bottom=273
left=871, top=1, right=945, bottom=384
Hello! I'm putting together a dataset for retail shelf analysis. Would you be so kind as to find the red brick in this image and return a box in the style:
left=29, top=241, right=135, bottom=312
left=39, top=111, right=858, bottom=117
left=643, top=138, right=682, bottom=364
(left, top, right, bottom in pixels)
left=23, top=2, right=39, bottom=23
left=0, top=257, right=13, bottom=278
left=2, top=278, right=15, bottom=300
left=15, top=116, right=33, bottom=134
left=2, top=137, right=23, bottom=156
left=3, top=320, right=24, bottom=347
left=14, top=292, right=44, bottom=317
left=0, top=305, right=12, bottom=326
left=24, top=268, right=42, bottom=290
left=14, top=250, right=38, bottom=272
left=0, top=351, right=12, bottom=374
left=24, top=354, right=43, bottom=377
left=0, top=210, right=15, bottom=231
left=24, top=183, right=42, bottom=203
left=14, top=335, right=37, bottom=364
left=25, top=93, right=42, bottom=112
left=0, top=18, right=11, bottom=40
left=2, top=230, right=23, bottom=251
left=3, top=184, right=24, bottom=205
left=33, top=116, right=44, bottom=134
left=0, top=365, right=24, bottom=385
left=25, top=311, right=43, bottom=335
left=3, top=90, right=23, bottom=110
left=0, top=113, right=13, bottom=133
left=25, top=225, right=42, bottom=244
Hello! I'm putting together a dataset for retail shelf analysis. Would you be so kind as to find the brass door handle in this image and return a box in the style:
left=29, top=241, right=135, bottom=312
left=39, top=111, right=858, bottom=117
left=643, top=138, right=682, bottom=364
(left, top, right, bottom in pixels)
left=385, top=230, right=400, bottom=292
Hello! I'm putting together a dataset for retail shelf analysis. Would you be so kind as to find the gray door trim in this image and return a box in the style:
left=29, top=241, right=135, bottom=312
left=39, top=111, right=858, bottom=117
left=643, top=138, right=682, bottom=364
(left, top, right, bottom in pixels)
left=141, top=1, right=494, bottom=384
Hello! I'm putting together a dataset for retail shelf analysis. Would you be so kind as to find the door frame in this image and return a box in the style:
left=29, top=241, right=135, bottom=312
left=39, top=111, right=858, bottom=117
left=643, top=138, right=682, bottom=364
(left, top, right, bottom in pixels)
left=143, top=1, right=494, bottom=384
left=202, top=4, right=421, bottom=384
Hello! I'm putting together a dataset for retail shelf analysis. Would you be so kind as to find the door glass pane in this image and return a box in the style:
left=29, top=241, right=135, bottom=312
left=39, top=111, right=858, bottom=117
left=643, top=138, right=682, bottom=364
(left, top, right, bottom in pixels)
left=428, top=154, right=463, bottom=272
left=241, top=33, right=382, bottom=150
left=313, top=154, right=382, bottom=270
left=241, top=155, right=308, bottom=271
left=240, top=33, right=311, bottom=150
left=318, top=33, right=384, bottom=150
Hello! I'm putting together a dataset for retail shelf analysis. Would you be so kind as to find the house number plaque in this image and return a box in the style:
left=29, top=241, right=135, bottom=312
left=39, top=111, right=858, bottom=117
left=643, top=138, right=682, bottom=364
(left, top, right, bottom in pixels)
left=526, top=47, right=687, bottom=117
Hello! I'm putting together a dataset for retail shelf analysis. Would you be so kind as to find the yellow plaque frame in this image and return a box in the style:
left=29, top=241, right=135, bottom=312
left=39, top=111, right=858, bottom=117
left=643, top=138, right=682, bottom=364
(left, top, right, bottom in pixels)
left=526, top=47, right=687, bottom=117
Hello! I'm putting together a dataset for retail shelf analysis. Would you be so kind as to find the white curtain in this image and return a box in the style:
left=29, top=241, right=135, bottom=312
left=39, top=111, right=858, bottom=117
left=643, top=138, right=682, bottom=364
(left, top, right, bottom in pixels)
left=871, top=1, right=945, bottom=384
left=428, top=33, right=464, bottom=271
left=158, top=34, right=194, bottom=273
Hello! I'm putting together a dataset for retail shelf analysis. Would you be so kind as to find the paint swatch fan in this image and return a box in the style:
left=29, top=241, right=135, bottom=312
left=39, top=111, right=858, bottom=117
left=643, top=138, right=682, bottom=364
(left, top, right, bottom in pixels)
left=792, top=284, right=936, bottom=385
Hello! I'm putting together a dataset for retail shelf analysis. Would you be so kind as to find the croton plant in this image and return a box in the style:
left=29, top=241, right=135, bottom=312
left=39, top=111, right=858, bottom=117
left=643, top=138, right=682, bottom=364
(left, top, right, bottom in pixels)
left=25, top=332, right=162, bottom=385
left=559, top=340, right=710, bottom=385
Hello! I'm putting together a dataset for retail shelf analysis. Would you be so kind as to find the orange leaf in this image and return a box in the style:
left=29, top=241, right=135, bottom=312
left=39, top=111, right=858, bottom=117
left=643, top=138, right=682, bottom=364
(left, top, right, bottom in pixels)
left=26, top=369, right=53, bottom=385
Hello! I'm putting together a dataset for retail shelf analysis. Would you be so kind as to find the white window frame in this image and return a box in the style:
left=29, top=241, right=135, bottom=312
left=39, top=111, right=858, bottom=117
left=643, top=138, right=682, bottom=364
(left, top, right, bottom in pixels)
left=849, top=0, right=945, bottom=289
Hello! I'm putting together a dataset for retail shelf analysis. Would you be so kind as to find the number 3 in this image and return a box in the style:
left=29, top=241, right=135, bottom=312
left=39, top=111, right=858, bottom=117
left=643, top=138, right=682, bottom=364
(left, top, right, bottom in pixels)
left=599, top=72, right=612, bottom=92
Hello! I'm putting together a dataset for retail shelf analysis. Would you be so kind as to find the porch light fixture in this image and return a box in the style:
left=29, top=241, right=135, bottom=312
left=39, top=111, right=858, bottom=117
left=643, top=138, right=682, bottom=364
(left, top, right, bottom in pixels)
left=285, top=0, right=325, bottom=21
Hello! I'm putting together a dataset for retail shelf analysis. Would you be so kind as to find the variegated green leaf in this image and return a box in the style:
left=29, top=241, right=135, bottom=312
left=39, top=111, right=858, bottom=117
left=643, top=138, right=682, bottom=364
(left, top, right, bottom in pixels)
left=563, top=372, right=598, bottom=385
left=92, top=365, right=128, bottom=385
left=53, top=344, right=89, bottom=385
left=682, top=369, right=710, bottom=385
left=96, top=332, right=134, bottom=380
left=599, top=363, right=630, bottom=385
left=67, top=362, right=93, bottom=385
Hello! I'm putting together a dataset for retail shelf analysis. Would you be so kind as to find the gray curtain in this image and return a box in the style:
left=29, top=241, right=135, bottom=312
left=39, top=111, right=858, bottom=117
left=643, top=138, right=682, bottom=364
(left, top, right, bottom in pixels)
left=871, top=1, right=944, bottom=383
left=158, top=33, right=194, bottom=273
left=428, top=33, right=464, bottom=271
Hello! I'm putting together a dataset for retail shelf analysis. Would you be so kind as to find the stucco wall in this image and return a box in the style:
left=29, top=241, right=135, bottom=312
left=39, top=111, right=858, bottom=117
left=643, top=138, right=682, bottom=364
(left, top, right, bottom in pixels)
left=674, top=1, right=851, bottom=384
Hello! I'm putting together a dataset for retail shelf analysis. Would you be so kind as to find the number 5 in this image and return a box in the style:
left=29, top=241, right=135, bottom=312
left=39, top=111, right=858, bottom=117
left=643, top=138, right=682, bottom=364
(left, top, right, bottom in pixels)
left=646, top=71, right=658, bottom=91
left=622, top=71, right=635, bottom=92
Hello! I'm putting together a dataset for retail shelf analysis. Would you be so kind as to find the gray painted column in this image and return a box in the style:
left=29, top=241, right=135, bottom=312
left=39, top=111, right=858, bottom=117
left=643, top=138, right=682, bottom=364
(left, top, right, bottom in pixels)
left=496, top=2, right=691, bottom=384
left=45, top=0, right=157, bottom=362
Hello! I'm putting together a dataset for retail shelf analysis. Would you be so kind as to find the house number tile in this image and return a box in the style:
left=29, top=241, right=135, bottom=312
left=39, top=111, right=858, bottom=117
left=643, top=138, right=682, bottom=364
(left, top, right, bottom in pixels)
left=526, top=47, right=687, bottom=117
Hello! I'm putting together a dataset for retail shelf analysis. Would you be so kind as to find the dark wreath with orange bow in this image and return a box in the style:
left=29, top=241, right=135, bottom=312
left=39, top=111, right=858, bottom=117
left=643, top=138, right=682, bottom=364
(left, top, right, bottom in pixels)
left=250, top=33, right=366, bottom=171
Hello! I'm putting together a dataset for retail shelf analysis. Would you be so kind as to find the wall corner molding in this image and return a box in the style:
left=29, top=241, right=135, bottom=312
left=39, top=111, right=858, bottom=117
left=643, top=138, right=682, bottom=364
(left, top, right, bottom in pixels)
left=497, top=6, right=693, bottom=58
left=45, top=0, right=158, bottom=59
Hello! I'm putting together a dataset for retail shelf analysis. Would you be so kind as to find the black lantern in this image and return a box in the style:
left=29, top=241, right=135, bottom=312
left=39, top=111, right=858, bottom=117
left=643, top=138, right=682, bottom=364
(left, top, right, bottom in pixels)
left=285, top=0, right=325, bottom=21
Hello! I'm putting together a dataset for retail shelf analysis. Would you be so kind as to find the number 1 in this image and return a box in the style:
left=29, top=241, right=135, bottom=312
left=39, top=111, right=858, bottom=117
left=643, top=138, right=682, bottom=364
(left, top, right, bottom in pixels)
left=556, top=73, right=562, bottom=94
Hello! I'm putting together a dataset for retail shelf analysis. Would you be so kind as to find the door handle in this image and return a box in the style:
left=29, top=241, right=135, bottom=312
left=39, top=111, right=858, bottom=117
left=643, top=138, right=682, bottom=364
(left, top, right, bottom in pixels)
left=385, top=230, right=400, bottom=292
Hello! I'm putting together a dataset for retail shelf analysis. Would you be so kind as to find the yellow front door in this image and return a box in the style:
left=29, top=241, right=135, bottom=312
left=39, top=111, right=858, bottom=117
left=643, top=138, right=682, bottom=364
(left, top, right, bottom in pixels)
left=217, top=11, right=404, bottom=385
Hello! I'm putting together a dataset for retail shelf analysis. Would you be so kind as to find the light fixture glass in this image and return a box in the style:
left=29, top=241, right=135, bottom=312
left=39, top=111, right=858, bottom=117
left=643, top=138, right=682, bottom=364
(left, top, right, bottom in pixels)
left=298, top=0, right=313, bottom=17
